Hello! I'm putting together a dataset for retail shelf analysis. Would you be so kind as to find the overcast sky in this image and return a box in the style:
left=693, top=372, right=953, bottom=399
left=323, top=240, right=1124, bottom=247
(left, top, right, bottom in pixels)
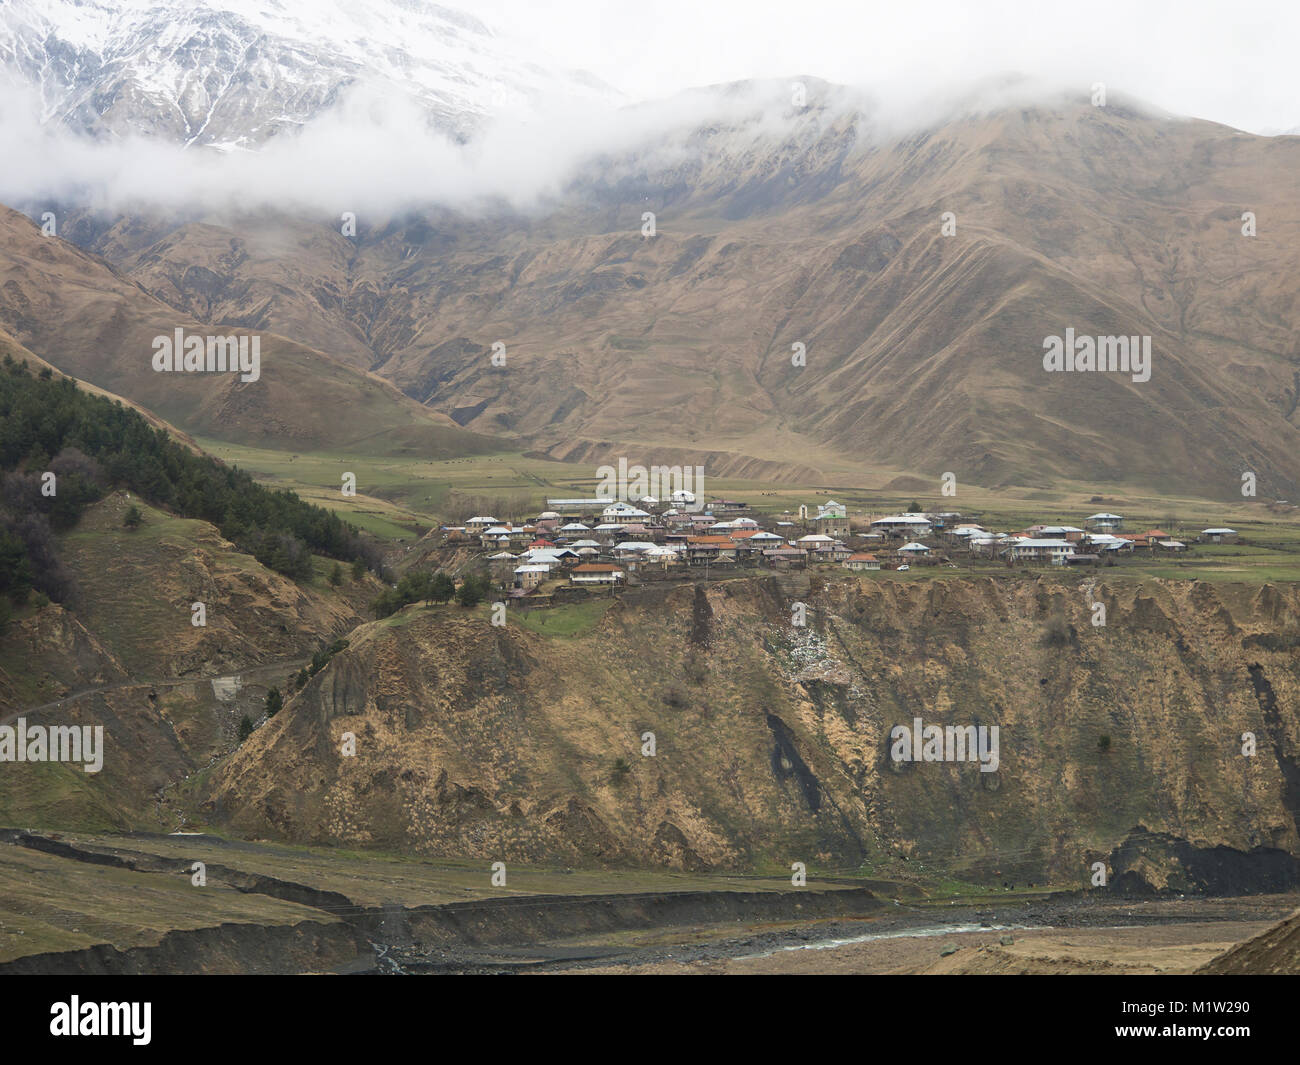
left=466, top=0, right=1300, bottom=134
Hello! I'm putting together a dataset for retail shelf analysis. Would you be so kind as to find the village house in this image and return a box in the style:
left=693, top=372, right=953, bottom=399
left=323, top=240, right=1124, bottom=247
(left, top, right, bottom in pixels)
left=642, top=544, right=683, bottom=567
left=870, top=514, right=933, bottom=538
left=487, top=551, right=519, bottom=578
left=521, top=547, right=580, bottom=568
left=763, top=547, right=807, bottom=568
left=602, top=502, right=650, bottom=523
left=613, top=541, right=655, bottom=562
left=1085, top=512, right=1124, bottom=531
left=796, top=533, right=838, bottom=554
left=1035, top=525, right=1086, bottom=543
left=513, top=563, right=551, bottom=590
left=1002, top=538, right=1075, bottom=564
left=1084, top=533, right=1134, bottom=554
left=480, top=524, right=514, bottom=548
left=592, top=523, right=626, bottom=544
left=570, top=563, right=625, bottom=585
left=1128, top=529, right=1173, bottom=550
left=897, top=541, right=932, bottom=558
left=686, top=535, right=737, bottom=564
left=843, top=552, right=880, bottom=571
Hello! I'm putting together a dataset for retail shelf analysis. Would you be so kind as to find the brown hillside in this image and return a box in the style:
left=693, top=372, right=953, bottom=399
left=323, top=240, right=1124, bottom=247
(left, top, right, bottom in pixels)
left=61, top=94, right=1300, bottom=495
left=195, top=573, right=1300, bottom=883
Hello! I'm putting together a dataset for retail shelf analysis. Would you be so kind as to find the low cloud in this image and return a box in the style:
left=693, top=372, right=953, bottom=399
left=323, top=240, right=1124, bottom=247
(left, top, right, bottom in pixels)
left=0, top=72, right=1154, bottom=217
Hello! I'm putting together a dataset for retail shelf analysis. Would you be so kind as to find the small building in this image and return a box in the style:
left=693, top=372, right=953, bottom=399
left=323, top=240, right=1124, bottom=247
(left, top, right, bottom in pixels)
left=897, top=541, right=931, bottom=557
left=513, top=563, right=551, bottom=590
left=843, top=552, right=880, bottom=571
left=1201, top=527, right=1238, bottom=544
left=1085, top=512, right=1124, bottom=531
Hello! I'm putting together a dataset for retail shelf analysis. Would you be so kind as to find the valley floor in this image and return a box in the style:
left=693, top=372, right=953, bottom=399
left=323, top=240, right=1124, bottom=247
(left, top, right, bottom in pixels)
left=1, top=829, right=1295, bottom=975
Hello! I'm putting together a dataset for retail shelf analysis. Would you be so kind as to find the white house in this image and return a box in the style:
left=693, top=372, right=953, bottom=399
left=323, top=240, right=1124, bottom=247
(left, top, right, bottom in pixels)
left=871, top=515, right=933, bottom=537
left=1002, top=538, right=1075, bottom=564
left=897, top=541, right=931, bottom=556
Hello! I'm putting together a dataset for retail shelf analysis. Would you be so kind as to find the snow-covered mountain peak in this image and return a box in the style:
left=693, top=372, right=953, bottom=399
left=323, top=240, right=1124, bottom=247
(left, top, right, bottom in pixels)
left=0, top=0, right=618, bottom=147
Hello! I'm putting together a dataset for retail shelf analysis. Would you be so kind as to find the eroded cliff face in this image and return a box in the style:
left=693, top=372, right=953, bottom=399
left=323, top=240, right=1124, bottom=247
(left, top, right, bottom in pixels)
left=193, top=574, right=1300, bottom=888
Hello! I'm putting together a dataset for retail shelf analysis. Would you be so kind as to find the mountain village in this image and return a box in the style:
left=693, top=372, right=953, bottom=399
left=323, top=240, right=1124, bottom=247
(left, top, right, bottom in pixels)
left=437, top=497, right=1243, bottom=596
